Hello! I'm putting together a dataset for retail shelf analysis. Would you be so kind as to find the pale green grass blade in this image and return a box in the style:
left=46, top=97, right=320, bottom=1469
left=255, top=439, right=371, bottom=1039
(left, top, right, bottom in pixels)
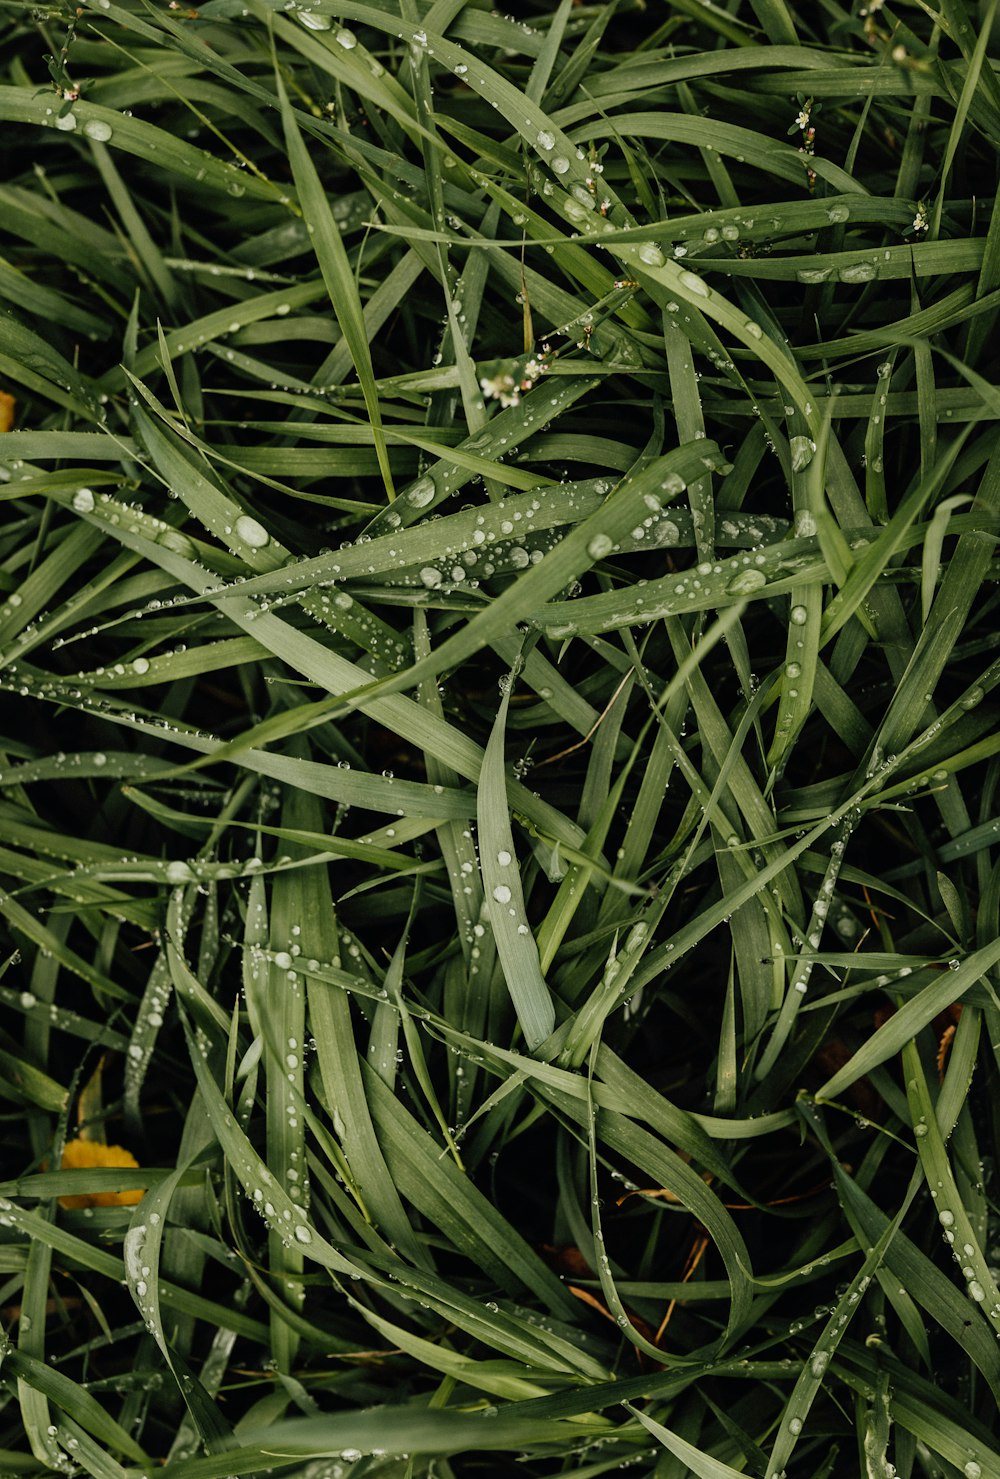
left=276, top=77, right=395, bottom=501
left=478, top=680, right=555, bottom=1050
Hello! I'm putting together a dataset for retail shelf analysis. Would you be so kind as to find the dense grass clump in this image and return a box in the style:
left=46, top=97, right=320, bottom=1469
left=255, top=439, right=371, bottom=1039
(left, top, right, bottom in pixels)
left=1, top=0, right=1000, bottom=1474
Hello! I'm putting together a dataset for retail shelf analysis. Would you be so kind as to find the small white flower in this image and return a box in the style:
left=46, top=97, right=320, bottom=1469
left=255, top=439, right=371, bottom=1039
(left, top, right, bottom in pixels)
left=479, top=372, right=519, bottom=408
left=912, top=207, right=927, bottom=232
left=795, top=109, right=810, bottom=130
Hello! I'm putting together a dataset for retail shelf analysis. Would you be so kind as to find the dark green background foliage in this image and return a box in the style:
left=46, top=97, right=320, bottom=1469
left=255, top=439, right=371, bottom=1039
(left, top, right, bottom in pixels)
left=1, top=0, right=1000, bottom=1474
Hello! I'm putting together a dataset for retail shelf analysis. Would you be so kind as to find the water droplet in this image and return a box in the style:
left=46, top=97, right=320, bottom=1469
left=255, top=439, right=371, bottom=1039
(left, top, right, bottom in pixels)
left=839, top=261, right=877, bottom=284
left=536, top=129, right=555, bottom=150
left=234, top=515, right=269, bottom=549
left=408, top=477, right=435, bottom=507
left=790, top=604, right=807, bottom=625
left=83, top=118, right=113, bottom=141
left=497, top=850, right=512, bottom=866
left=294, top=1223, right=312, bottom=1243
left=492, top=885, right=512, bottom=904
left=55, top=112, right=77, bottom=131
left=679, top=269, right=709, bottom=297
left=638, top=243, right=664, bottom=267
left=419, top=566, right=442, bottom=588
left=72, top=488, right=95, bottom=513
left=587, top=533, right=614, bottom=559
left=551, top=156, right=570, bottom=174
left=335, top=26, right=356, bottom=46
left=827, top=203, right=850, bottom=223
left=790, top=435, right=816, bottom=472
left=727, top=568, right=767, bottom=595
left=298, top=9, right=331, bottom=27
left=133, top=657, right=150, bottom=675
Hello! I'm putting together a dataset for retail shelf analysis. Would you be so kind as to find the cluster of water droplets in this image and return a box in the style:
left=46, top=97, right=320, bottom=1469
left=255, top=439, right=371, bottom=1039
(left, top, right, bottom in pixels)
left=125, top=954, right=174, bottom=1113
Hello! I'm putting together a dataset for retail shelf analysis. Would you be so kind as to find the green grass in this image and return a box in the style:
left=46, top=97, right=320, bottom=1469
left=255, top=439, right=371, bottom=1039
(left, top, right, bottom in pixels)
left=1, top=0, right=999, bottom=1474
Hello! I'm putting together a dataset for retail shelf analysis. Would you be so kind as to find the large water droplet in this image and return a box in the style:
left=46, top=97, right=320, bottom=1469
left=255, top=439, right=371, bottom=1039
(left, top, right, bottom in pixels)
left=83, top=118, right=113, bottom=142
left=587, top=533, right=614, bottom=559
left=727, top=568, right=767, bottom=595
left=235, top=514, right=270, bottom=548
left=790, top=435, right=816, bottom=472
left=408, top=477, right=435, bottom=507
left=637, top=243, right=664, bottom=267
left=839, top=261, right=877, bottom=284
left=72, top=488, right=95, bottom=513
left=679, top=270, right=709, bottom=297
left=536, top=129, right=555, bottom=151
